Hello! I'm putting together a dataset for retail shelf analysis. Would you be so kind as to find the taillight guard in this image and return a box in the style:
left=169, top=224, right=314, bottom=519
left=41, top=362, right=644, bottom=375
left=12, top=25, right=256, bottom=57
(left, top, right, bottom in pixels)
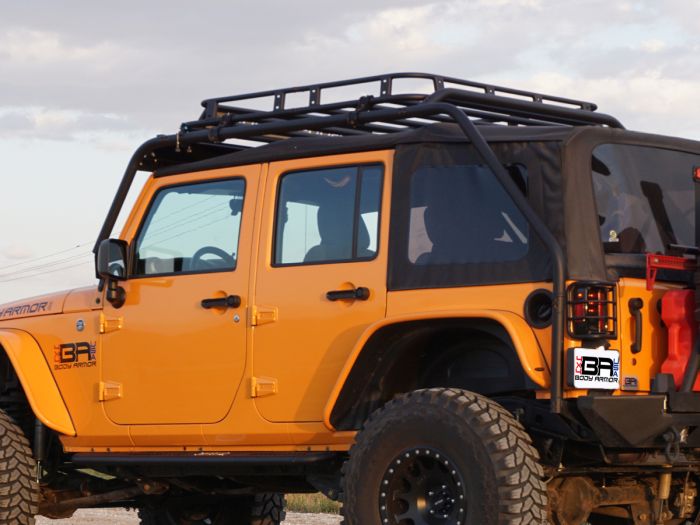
left=567, top=282, right=617, bottom=339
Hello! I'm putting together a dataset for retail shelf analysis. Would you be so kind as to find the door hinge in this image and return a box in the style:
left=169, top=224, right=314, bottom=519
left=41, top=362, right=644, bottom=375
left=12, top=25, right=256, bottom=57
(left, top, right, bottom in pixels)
left=250, top=376, right=278, bottom=398
left=250, top=306, right=278, bottom=326
left=99, top=312, right=124, bottom=334
left=99, top=381, right=123, bottom=401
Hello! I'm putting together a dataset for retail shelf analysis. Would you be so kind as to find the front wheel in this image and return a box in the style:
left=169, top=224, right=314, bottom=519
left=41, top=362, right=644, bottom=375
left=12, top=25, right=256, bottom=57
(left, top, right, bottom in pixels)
left=138, top=493, right=286, bottom=525
left=0, top=409, right=38, bottom=524
left=341, top=388, right=547, bottom=525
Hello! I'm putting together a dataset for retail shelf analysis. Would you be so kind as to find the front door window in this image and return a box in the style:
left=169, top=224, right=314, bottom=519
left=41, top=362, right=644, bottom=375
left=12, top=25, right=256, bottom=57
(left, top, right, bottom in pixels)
left=134, top=178, right=245, bottom=275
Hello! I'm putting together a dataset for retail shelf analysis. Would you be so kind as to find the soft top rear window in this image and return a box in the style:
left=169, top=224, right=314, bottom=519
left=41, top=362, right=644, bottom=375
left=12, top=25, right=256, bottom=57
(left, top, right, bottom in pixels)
left=592, top=144, right=698, bottom=255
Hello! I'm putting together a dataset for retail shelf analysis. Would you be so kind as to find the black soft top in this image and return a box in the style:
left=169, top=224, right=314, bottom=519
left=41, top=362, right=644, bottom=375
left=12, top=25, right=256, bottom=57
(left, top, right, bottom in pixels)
left=155, top=123, right=576, bottom=177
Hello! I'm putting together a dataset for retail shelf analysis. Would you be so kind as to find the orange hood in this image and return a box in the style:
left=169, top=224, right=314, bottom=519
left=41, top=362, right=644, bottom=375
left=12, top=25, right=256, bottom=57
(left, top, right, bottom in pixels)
left=0, top=286, right=101, bottom=321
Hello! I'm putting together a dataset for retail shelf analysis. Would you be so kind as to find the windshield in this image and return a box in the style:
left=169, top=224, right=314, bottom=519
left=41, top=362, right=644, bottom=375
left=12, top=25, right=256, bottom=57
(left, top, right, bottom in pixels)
left=592, top=144, right=698, bottom=255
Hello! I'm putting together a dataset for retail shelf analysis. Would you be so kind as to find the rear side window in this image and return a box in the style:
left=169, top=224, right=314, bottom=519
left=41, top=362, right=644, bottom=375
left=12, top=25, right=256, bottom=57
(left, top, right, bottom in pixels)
left=274, top=165, right=383, bottom=265
left=408, top=165, right=529, bottom=264
left=389, top=142, right=551, bottom=290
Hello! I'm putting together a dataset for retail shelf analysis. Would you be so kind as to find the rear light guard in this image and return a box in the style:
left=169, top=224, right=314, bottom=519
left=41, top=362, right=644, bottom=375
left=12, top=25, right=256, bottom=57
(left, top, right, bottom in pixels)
left=567, top=282, right=618, bottom=339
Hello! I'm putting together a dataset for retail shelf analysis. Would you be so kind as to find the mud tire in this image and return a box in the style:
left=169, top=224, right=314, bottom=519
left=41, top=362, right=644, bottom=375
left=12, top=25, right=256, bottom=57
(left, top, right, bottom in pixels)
left=0, top=409, right=38, bottom=525
left=341, top=388, right=547, bottom=525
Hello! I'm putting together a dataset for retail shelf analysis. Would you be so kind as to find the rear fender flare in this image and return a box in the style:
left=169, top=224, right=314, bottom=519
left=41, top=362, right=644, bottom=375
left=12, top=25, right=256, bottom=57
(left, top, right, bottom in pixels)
left=323, top=310, right=551, bottom=431
left=0, top=329, right=76, bottom=436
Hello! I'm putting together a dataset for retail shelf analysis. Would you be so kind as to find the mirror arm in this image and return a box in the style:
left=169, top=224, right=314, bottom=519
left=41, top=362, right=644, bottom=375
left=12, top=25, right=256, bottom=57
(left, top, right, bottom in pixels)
left=106, top=279, right=126, bottom=309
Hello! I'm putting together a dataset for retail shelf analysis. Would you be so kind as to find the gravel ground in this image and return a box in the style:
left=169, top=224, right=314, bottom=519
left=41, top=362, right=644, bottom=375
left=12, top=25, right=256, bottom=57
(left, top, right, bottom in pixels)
left=37, top=509, right=342, bottom=524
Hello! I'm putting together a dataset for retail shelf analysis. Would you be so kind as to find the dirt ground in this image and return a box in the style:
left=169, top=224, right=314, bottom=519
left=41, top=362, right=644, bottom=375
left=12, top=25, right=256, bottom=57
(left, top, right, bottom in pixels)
left=37, top=509, right=342, bottom=524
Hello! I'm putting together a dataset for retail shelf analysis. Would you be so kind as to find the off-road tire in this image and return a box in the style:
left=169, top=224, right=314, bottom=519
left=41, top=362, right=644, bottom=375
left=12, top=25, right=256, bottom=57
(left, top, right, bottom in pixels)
left=138, top=493, right=286, bottom=524
left=340, top=388, right=547, bottom=525
left=234, top=493, right=286, bottom=524
left=0, top=409, right=38, bottom=524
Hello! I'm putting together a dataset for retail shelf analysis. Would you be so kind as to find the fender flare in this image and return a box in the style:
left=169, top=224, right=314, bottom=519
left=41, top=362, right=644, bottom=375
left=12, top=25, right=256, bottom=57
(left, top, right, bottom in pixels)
left=0, top=328, right=76, bottom=436
left=323, top=309, right=551, bottom=431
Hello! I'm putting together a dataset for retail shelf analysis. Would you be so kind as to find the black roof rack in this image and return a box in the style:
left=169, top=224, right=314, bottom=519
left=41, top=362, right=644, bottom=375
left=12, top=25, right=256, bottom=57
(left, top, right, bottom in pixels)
left=180, top=72, right=623, bottom=147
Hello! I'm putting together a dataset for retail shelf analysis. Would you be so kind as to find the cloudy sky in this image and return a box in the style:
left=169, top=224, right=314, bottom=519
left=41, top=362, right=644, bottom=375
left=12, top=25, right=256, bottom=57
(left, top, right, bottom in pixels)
left=0, top=0, right=698, bottom=301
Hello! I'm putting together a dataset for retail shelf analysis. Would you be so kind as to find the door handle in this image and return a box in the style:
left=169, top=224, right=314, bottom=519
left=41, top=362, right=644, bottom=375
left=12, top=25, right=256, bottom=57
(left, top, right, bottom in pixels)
left=326, top=287, right=370, bottom=302
left=201, top=295, right=242, bottom=309
left=628, top=298, right=643, bottom=354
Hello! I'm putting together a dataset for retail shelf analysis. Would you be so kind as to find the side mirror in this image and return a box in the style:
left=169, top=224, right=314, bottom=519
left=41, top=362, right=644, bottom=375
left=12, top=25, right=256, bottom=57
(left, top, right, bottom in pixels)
left=96, top=239, right=128, bottom=281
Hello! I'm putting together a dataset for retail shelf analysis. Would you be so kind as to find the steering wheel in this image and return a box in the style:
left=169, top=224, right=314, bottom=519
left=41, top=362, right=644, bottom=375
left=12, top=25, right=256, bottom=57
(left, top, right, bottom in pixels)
left=191, top=246, right=235, bottom=270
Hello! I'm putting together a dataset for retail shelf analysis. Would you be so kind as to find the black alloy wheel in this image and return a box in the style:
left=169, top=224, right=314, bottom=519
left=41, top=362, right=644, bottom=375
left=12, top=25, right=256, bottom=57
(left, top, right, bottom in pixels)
left=380, top=447, right=466, bottom=524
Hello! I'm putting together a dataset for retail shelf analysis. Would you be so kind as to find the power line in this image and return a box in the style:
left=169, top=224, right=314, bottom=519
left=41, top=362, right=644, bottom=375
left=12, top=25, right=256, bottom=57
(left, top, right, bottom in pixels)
left=0, top=242, right=91, bottom=272
left=140, top=212, right=235, bottom=252
left=0, top=252, right=93, bottom=280
left=0, top=258, right=93, bottom=283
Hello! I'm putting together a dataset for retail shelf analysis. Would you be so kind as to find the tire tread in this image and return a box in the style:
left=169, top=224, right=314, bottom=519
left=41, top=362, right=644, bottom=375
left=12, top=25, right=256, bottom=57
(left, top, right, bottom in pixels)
left=0, top=409, right=38, bottom=525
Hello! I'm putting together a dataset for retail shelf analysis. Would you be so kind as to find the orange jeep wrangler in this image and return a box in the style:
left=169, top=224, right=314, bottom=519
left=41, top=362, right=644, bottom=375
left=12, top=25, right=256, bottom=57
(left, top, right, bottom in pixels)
left=1, top=73, right=700, bottom=525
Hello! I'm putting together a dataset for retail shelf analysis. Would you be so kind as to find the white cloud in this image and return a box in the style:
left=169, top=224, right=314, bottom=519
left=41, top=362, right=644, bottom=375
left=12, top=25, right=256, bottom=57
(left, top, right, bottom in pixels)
left=0, top=29, right=127, bottom=69
left=2, top=245, right=34, bottom=261
left=363, top=5, right=438, bottom=52
left=0, top=106, right=144, bottom=141
left=472, top=0, right=543, bottom=8
left=527, top=71, right=700, bottom=138
left=640, top=39, right=667, bottom=53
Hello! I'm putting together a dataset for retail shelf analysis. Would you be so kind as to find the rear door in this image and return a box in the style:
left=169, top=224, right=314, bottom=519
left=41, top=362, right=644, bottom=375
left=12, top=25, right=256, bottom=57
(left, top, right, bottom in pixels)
left=252, top=152, right=392, bottom=422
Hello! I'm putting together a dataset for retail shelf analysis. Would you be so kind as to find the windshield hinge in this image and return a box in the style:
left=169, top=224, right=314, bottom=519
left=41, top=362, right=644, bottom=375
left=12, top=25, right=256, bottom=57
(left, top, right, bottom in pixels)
left=99, top=381, right=123, bottom=402
left=99, top=312, right=124, bottom=334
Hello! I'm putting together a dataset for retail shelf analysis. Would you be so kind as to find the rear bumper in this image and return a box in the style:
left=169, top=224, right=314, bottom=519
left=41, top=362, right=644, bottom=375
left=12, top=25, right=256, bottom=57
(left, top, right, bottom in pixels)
left=577, top=394, right=700, bottom=448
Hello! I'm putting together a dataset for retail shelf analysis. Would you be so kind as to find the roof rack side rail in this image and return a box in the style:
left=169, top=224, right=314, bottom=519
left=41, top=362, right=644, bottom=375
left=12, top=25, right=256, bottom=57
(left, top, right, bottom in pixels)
left=198, top=72, right=611, bottom=126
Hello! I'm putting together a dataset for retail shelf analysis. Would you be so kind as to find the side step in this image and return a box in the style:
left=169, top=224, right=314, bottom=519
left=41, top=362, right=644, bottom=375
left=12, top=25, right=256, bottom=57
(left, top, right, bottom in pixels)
left=71, top=452, right=341, bottom=477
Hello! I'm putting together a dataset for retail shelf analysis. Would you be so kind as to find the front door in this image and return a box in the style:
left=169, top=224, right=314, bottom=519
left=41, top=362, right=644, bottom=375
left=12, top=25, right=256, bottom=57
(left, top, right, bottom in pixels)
left=252, top=152, right=391, bottom=422
left=101, top=166, right=260, bottom=425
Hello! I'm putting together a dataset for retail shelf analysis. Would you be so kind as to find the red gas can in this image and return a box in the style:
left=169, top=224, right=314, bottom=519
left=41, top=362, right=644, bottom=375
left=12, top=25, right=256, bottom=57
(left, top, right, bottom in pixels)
left=660, top=289, right=699, bottom=390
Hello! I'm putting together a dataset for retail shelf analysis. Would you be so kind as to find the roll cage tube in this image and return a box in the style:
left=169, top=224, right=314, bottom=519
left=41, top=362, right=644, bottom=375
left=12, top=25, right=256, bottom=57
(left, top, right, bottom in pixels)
left=93, top=101, right=567, bottom=413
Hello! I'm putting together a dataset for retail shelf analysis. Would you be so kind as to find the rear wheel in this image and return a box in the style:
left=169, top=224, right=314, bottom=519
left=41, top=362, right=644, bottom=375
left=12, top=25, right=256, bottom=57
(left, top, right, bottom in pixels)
left=0, top=409, right=38, bottom=524
left=341, top=388, right=547, bottom=525
left=138, top=493, right=286, bottom=525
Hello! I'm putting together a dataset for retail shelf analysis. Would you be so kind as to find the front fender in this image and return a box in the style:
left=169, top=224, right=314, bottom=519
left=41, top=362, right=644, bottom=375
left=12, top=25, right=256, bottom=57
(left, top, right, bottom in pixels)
left=323, top=309, right=551, bottom=431
left=0, top=329, right=76, bottom=436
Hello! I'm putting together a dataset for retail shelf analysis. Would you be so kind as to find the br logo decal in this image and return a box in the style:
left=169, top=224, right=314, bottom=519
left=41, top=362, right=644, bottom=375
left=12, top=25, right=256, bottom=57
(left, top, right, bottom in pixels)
left=568, top=347, right=620, bottom=390
left=54, top=342, right=97, bottom=370
left=575, top=355, right=619, bottom=378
